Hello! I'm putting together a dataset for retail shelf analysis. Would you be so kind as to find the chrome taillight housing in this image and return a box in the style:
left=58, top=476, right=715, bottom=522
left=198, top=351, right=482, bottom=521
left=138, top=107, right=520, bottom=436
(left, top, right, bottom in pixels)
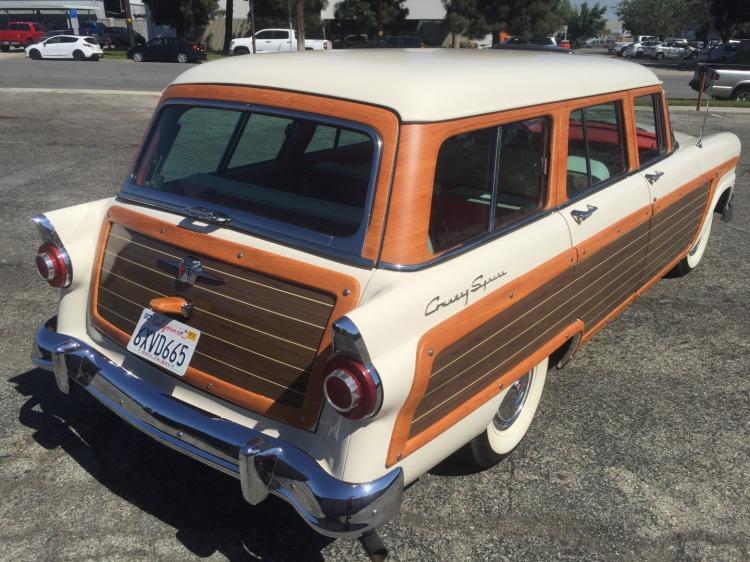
left=32, top=214, right=72, bottom=288
left=36, top=243, right=70, bottom=287
left=323, top=355, right=380, bottom=420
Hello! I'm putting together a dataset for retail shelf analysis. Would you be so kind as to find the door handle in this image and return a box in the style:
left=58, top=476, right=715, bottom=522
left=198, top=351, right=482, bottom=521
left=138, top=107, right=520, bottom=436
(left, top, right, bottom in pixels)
left=570, top=205, right=598, bottom=224
left=645, top=170, right=664, bottom=184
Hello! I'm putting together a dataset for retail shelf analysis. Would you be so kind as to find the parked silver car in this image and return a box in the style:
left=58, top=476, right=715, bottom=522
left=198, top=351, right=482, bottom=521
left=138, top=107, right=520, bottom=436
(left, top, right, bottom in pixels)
left=645, top=41, right=698, bottom=60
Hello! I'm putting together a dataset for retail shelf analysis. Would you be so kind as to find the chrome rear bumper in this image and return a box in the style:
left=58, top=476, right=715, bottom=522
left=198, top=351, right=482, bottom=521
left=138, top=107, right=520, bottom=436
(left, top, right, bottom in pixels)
left=32, top=317, right=403, bottom=538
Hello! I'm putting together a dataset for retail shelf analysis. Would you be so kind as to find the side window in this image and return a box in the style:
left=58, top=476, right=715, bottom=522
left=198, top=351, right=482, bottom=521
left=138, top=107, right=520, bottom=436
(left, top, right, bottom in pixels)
left=633, top=93, right=667, bottom=166
left=45, top=37, right=61, bottom=44
left=429, top=117, right=550, bottom=253
left=273, top=30, right=290, bottom=40
left=62, top=37, right=78, bottom=43
left=566, top=101, right=628, bottom=198
left=255, top=30, right=272, bottom=40
left=228, top=113, right=292, bottom=168
left=305, top=125, right=336, bottom=153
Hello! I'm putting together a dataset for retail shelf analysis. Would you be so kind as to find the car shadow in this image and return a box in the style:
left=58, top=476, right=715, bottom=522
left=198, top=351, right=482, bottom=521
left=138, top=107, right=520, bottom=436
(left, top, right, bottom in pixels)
left=10, top=367, right=333, bottom=561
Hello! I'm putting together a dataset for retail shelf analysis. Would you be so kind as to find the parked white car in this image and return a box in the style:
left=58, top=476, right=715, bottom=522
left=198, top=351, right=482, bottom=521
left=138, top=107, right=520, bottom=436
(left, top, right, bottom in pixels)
left=645, top=41, right=698, bottom=60
left=623, top=39, right=661, bottom=58
left=229, top=28, right=332, bottom=55
left=25, top=35, right=102, bottom=61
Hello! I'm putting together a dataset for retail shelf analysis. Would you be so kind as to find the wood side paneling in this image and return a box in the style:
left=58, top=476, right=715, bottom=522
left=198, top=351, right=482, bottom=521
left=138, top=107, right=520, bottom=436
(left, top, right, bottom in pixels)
left=388, top=157, right=738, bottom=465
left=91, top=206, right=362, bottom=429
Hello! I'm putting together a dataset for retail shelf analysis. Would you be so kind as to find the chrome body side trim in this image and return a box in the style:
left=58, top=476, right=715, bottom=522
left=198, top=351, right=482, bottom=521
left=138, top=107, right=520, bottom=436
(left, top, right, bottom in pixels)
left=120, top=98, right=383, bottom=266
left=32, top=317, right=403, bottom=538
left=32, top=214, right=73, bottom=287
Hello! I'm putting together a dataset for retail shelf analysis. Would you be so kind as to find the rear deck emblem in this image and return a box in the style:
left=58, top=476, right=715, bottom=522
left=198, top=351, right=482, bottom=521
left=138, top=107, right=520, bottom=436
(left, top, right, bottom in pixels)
left=159, top=256, right=225, bottom=286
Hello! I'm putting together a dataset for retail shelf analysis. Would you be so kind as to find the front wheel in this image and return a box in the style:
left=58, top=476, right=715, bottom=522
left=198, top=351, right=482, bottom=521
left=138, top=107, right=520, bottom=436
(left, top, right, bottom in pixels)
left=656, top=52, right=665, bottom=60
left=177, top=52, right=188, bottom=63
left=671, top=210, right=714, bottom=276
left=459, top=357, right=549, bottom=468
left=28, top=48, right=41, bottom=60
left=132, top=51, right=144, bottom=62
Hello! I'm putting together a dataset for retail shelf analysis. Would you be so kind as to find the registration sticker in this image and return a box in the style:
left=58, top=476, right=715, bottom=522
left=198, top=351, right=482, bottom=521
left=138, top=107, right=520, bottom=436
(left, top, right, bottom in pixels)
left=126, top=309, right=200, bottom=376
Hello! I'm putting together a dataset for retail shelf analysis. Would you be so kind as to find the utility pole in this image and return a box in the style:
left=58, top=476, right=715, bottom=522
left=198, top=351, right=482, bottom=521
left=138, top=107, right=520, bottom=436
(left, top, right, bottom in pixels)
left=123, top=0, right=135, bottom=48
left=295, top=0, right=305, bottom=52
left=249, top=0, right=256, bottom=54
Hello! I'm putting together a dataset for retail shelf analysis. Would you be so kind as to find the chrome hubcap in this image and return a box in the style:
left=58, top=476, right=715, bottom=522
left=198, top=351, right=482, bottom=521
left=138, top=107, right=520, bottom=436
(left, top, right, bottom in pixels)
left=494, top=371, right=533, bottom=430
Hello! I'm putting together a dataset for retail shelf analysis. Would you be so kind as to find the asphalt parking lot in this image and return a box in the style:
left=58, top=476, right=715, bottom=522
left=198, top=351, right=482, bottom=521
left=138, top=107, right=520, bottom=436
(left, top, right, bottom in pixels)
left=0, top=90, right=748, bottom=561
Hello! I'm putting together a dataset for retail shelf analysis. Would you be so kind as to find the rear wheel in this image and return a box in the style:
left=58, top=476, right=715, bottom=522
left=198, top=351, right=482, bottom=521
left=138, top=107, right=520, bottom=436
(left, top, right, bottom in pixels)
left=459, top=357, right=549, bottom=468
left=656, top=51, right=665, bottom=60
left=671, top=210, right=714, bottom=276
left=1, top=45, right=9, bottom=52
left=132, top=51, right=144, bottom=62
left=731, top=86, right=750, bottom=101
left=72, top=49, right=85, bottom=61
left=28, top=48, right=41, bottom=60
left=177, top=52, right=188, bottom=63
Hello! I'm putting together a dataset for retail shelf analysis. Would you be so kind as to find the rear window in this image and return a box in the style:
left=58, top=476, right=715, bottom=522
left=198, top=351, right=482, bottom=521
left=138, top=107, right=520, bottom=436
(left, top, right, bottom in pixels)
left=9, top=23, right=27, bottom=30
left=132, top=104, right=376, bottom=244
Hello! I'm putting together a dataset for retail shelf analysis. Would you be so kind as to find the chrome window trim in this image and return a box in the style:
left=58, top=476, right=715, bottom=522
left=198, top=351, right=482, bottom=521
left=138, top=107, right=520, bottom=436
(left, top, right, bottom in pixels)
left=121, top=98, right=383, bottom=268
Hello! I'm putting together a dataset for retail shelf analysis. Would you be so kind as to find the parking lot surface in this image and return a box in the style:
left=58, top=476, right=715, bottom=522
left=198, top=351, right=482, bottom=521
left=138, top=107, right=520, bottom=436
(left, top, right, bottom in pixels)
left=0, top=91, right=748, bottom=561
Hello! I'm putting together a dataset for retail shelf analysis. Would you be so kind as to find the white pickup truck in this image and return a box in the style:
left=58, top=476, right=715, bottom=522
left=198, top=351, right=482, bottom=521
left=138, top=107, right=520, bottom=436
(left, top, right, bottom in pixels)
left=229, top=28, right=332, bottom=55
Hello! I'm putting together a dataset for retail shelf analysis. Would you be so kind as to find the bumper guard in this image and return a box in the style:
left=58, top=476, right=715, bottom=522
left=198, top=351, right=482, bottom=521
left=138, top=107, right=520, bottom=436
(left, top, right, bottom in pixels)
left=32, top=317, right=403, bottom=538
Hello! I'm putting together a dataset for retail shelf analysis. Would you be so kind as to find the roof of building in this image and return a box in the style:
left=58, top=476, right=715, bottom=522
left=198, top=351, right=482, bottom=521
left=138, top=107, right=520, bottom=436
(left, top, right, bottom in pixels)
left=171, top=49, right=661, bottom=122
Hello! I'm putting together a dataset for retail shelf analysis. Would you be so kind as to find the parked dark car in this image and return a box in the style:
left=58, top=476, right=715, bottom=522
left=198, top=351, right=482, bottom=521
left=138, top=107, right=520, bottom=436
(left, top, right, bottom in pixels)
left=42, top=29, right=75, bottom=39
left=357, top=35, right=423, bottom=48
left=332, top=33, right=368, bottom=49
left=127, top=37, right=206, bottom=63
left=104, top=26, right=145, bottom=48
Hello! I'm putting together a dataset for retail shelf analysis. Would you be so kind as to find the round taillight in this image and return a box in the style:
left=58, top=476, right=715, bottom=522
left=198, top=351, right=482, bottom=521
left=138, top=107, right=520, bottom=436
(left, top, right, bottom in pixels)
left=323, top=356, right=380, bottom=420
left=36, top=243, right=69, bottom=287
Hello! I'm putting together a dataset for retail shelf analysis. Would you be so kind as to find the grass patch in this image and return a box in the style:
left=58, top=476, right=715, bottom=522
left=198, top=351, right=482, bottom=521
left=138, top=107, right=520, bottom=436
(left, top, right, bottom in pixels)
left=668, top=98, right=750, bottom=107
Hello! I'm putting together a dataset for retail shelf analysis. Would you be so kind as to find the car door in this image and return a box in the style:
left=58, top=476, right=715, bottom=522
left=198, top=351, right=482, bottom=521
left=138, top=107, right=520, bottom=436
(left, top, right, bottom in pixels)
left=632, top=91, right=701, bottom=287
left=60, top=36, right=79, bottom=58
left=42, top=36, right=64, bottom=58
left=272, top=29, right=292, bottom=51
left=557, top=98, right=652, bottom=334
left=254, top=30, right=274, bottom=53
left=163, top=38, right=180, bottom=61
left=144, top=38, right=162, bottom=61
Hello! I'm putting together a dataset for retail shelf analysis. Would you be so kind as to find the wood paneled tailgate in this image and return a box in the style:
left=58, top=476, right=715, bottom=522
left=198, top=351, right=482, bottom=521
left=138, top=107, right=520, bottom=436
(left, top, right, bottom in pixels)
left=91, top=207, right=360, bottom=429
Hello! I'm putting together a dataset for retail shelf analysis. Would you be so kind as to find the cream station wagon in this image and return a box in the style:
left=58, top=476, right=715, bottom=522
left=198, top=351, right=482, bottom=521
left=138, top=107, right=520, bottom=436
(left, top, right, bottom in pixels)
left=31, top=50, right=739, bottom=558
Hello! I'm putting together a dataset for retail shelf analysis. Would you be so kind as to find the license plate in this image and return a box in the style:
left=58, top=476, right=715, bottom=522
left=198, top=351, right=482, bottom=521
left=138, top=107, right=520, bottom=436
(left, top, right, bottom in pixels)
left=127, top=309, right=200, bottom=376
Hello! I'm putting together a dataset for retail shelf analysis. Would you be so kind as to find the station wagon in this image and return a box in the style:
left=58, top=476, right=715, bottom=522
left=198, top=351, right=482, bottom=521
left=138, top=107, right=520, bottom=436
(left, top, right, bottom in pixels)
left=31, top=50, right=740, bottom=558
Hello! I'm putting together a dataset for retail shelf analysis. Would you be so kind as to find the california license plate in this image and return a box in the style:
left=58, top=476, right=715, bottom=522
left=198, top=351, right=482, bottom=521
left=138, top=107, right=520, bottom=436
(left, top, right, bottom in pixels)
left=127, top=309, right=200, bottom=376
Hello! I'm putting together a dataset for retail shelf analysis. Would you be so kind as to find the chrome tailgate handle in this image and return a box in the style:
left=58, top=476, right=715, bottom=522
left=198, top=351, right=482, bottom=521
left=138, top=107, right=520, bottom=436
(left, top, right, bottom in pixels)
left=570, top=205, right=598, bottom=224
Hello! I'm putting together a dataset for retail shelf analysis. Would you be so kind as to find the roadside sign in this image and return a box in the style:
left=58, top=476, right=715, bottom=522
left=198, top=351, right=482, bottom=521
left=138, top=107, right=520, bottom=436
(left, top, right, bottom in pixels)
left=70, top=8, right=77, bottom=18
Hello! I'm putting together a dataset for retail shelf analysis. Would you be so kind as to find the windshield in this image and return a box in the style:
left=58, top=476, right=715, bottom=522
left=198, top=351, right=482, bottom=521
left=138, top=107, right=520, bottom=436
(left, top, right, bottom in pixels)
left=131, top=104, right=377, bottom=250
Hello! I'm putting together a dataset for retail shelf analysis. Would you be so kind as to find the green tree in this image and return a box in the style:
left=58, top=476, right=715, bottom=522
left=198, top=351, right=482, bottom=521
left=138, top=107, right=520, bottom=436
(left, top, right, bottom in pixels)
left=567, top=1, right=607, bottom=46
left=710, top=0, right=750, bottom=41
left=252, top=0, right=327, bottom=36
left=333, top=0, right=409, bottom=37
left=143, top=0, right=219, bottom=38
left=480, top=0, right=568, bottom=42
left=443, top=0, right=488, bottom=47
left=616, top=0, right=690, bottom=37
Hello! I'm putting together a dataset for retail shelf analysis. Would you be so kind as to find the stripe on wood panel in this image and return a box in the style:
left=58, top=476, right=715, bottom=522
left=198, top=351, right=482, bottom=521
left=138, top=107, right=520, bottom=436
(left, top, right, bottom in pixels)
left=94, top=222, right=336, bottom=411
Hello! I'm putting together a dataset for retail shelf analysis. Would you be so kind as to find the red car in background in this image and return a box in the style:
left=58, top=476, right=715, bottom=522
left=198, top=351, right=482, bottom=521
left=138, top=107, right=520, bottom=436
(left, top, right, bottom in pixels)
left=0, top=22, right=44, bottom=52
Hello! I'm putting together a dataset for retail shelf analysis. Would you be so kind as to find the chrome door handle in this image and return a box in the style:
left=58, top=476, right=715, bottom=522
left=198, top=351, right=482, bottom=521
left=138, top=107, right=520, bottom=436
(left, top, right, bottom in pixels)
left=571, top=205, right=598, bottom=224
left=645, top=170, right=664, bottom=184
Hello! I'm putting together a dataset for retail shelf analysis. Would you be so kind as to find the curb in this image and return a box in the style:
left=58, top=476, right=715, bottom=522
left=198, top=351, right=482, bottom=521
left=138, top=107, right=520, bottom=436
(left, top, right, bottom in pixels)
left=668, top=104, right=750, bottom=114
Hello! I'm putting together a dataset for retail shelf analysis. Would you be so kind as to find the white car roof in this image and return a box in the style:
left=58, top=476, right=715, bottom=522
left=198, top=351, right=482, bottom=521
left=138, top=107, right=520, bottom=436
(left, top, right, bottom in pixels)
left=171, top=49, right=661, bottom=122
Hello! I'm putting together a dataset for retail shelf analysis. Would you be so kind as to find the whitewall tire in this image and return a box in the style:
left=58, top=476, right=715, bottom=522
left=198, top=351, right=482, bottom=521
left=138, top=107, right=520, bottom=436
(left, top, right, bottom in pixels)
left=460, top=357, right=548, bottom=468
left=672, top=210, right=714, bottom=276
